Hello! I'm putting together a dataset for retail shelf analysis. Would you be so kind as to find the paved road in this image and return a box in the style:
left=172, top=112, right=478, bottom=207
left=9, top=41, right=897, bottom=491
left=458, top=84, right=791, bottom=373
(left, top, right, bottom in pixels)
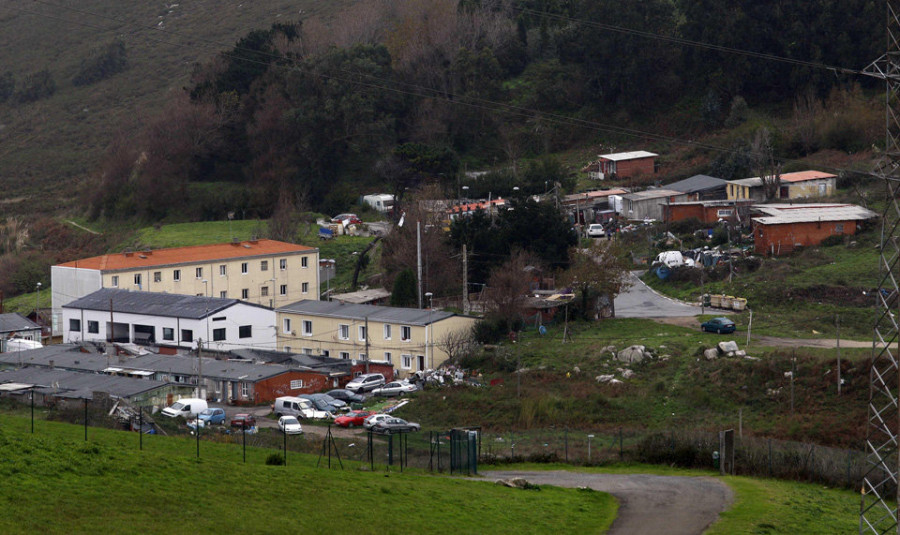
left=483, top=470, right=732, bottom=535
left=615, top=272, right=701, bottom=318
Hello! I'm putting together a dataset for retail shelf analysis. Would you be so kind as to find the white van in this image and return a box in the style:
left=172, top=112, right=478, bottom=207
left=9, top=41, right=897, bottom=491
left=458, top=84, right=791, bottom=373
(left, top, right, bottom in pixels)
left=274, top=396, right=330, bottom=420
left=161, top=398, right=209, bottom=418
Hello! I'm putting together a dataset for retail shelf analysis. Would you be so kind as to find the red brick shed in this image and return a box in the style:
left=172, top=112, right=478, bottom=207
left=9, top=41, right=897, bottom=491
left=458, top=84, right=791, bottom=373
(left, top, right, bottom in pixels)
left=752, top=204, right=877, bottom=256
left=663, top=200, right=753, bottom=224
left=594, top=151, right=658, bottom=180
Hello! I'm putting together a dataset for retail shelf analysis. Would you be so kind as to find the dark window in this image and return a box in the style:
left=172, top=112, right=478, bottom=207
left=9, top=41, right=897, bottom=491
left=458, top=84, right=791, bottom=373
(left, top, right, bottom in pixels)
left=87, top=320, right=99, bottom=334
left=213, top=328, right=226, bottom=341
left=212, top=317, right=226, bottom=322
left=181, top=329, right=193, bottom=342
left=163, top=328, right=174, bottom=341
left=239, top=325, right=252, bottom=338
left=69, top=319, right=81, bottom=332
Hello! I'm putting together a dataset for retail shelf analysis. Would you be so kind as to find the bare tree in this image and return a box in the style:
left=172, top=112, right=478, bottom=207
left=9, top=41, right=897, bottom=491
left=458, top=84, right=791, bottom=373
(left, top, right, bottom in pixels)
left=559, top=242, right=632, bottom=320
left=267, top=184, right=301, bottom=243
left=792, top=90, right=822, bottom=155
left=434, top=328, right=477, bottom=364
left=749, top=127, right=782, bottom=202
left=483, top=249, right=535, bottom=326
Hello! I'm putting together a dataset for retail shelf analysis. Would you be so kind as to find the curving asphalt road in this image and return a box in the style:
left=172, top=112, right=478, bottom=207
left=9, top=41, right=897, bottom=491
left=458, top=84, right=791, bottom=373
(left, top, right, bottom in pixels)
left=483, top=470, right=733, bottom=535
left=615, top=272, right=701, bottom=318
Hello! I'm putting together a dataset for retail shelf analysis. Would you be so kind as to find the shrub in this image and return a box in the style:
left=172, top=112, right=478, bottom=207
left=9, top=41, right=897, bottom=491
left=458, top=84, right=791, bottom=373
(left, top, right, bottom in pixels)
left=819, top=234, right=845, bottom=247
left=265, top=453, right=285, bottom=466
left=73, top=41, right=128, bottom=86
left=0, top=71, right=14, bottom=103
left=16, top=70, right=56, bottom=103
left=724, top=96, right=749, bottom=127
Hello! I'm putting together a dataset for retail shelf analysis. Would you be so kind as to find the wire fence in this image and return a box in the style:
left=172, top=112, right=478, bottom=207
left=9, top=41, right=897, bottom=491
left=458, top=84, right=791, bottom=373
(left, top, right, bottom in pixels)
left=0, top=395, right=868, bottom=489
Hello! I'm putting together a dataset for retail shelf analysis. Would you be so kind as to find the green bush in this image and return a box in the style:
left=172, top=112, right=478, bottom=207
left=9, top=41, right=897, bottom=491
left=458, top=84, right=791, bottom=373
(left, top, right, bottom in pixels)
left=73, top=41, right=128, bottom=86
left=16, top=70, right=56, bottom=103
left=265, top=453, right=285, bottom=466
left=818, top=234, right=845, bottom=247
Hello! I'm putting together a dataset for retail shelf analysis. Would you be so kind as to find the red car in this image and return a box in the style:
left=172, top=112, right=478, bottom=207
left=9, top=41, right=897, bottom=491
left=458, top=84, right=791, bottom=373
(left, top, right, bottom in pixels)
left=334, top=410, right=374, bottom=428
left=230, top=413, right=256, bottom=428
left=331, top=213, right=363, bottom=226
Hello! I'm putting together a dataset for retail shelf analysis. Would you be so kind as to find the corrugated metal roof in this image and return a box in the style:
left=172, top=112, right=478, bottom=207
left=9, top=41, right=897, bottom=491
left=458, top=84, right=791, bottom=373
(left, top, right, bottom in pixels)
left=62, top=288, right=268, bottom=319
left=665, top=175, right=728, bottom=193
left=277, top=299, right=464, bottom=326
left=598, top=151, right=658, bottom=161
left=622, top=189, right=685, bottom=201
left=728, top=170, right=835, bottom=188
left=330, top=288, right=392, bottom=304
left=0, top=367, right=172, bottom=399
left=752, top=203, right=878, bottom=225
left=0, top=313, right=41, bottom=334
left=57, top=239, right=315, bottom=271
left=563, top=189, right=628, bottom=203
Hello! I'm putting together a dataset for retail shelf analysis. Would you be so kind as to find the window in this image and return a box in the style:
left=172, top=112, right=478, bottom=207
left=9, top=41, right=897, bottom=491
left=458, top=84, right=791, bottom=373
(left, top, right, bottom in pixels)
left=111, top=275, right=118, bottom=287
left=302, top=282, right=309, bottom=294
left=835, top=223, right=844, bottom=233
left=340, top=352, right=350, bottom=360
left=241, top=262, right=248, bottom=274
left=322, top=349, right=330, bottom=357
left=162, top=328, right=174, bottom=341
left=301, top=256, right=308, bottom=268
left=284, top=347, right=291, bottom=353
left=153, top=271, right=161, bottom=283
left=213, top=328, right=226, bottom=341
left=384, top=352, right=392, bottom=363
left=358, top=325, right=367, bottom=341
left=240, top=382, right=249, bottom=397
left=181, top=329, right=193, bottom=342
left=279, top=258, right=287, bottom=270
left=173, top=269, right=181, bottom=282
left=196, top=267, right=203, bottom=278
left=717, top=209, right=733, bottom=218
left=283, top=318, right=292, bottom=334
left=401, top=325, right=412, bottom=342
left=241, top=289, right=249, bottom=299
left=69, top=319, right=81, bottom=332
left=280, top=284, right=287, bottom=296
left=261, top=286, right=269, bottom=297
left=302, top=320, right=313, bottom=336
left=134, top=274, right=142, bottom=286
left=219, top=265, right=226, bottom=276
left=213, top=315, right=226, bottom=321
left=302, top=348, right=313, bottom=354
left=239, top=325, right=252, bottom=339
left=359, top=353, right=367, bottom=360
left=87, top=320, right=99, bottom=334
left=401, top=354, right=412, bottom=369
left=219, top=291, right=227, bottom=298
left=290, top=379, right=305, bottom=390
left=261, top=260, right=268, bottom=271
left=383, top=324, right=392, bottom=340
left=338, top=324, right=350, bottom=340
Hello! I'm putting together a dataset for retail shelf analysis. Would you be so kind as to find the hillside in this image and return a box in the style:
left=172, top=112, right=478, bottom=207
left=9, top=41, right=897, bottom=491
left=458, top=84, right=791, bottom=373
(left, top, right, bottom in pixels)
left=0, top=0, right=350, bottom=216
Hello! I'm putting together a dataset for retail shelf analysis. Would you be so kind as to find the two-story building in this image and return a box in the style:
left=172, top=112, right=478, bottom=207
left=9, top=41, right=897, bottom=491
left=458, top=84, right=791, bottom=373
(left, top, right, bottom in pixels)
left=51, top=239, right=319, bottom=335
left=275, top=300, right=477, bottom=377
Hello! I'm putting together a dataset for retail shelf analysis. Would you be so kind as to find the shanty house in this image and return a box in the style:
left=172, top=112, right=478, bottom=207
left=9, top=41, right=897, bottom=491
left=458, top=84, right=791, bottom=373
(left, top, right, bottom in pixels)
left=0, top=313, right=42, bottom=345
left=727, top=171, right=837, bottom=202
left=751, top=203, right=878, bottom=255
left=619, top=189, right=689, bottom=221
left=665, top=175, right=728, bottom=201
left=589, top=151, right=658, bottom=180
left=662, top=200, right=753, bottom=224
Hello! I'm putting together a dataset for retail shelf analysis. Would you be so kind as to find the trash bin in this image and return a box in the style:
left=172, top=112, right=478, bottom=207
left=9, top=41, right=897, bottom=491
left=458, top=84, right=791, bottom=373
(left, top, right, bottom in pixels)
left=720, top=295, right=734, bottom=309
left=732, top=297, right=747, bottom=311
left=702, top=294, right=711, bottom=308
left=712, top=450, right=720, bottom=470
left=710, top=294, right=723, bottom=308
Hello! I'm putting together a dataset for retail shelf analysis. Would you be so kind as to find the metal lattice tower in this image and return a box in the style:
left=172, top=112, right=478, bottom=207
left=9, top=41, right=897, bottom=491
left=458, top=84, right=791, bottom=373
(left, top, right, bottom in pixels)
left=861, top=2, right=900, bottom=533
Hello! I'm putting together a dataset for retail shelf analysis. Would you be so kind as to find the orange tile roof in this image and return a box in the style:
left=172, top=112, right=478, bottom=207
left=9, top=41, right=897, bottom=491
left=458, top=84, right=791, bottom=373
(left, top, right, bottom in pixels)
left=779, top=170, right=836, bottom=183
left=57, top=239, right=316, bottom=271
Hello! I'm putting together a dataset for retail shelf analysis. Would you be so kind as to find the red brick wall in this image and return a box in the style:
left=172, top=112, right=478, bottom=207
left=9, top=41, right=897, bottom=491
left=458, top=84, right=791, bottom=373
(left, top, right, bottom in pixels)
left=349, top=362, right=394, bottom=383
left=665, top=204, right=706, bottom=223
left=253, top=371, right=331, bottom=403
left=605, top=157, right=655, bottom=178
left=755, top=220, right=859, bottom=255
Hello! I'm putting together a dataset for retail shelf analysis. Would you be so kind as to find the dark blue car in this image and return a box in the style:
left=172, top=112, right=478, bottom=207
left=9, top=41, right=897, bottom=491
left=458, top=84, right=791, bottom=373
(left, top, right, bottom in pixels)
left=701, top=317, right=736, bottom=334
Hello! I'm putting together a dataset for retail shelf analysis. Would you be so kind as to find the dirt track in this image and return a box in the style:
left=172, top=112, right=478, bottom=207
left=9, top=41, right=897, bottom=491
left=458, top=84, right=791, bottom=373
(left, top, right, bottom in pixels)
left=483, top=470, right=733, bottom=535
left=653, top=316, right=871, bottom=348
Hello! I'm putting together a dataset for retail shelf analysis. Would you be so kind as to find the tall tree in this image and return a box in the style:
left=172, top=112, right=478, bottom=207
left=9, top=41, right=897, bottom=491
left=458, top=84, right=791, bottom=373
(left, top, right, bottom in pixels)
left=559, top=242, right=632, bottom=320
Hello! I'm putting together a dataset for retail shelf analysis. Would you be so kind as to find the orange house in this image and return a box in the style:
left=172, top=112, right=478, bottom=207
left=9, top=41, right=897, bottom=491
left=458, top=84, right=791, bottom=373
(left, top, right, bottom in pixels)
left=752, top=204, right=877, bottom=255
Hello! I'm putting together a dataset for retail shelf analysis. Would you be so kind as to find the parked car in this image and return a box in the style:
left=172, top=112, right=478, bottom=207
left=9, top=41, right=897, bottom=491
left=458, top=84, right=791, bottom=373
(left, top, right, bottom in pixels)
left=327, top=389, right=366, bottom=404
left=335, top=410, right=374, bottom=428
left=278, top=416, right=303, bottom=435
left=586, top=224, right=605, bottom=238
left=300, top=394, right=347, bottom=413
left=372, top=381, right=418, bottom=397
left=373, top=417, right=421, bottom=434
left=331, top=213, right=363, bottom=225
left=273, top=396, right=330, bottom=420
left=701, top=317, right=736, bottom=334
left=230, top=413, right=257, bottom=428
left=161, top=398, right=208, bottom=419
left=363, top=413, right=392, bottom=430
left=346, top=373, right=386, bottom=393
left=197, top=408, right=226, bottom=426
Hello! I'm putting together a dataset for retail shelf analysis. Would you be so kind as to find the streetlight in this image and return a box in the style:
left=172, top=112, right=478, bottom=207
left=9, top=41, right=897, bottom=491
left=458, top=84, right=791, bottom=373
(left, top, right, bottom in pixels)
left=587, top=434, right=595, bottom=463
left=34, top=282, right=41, bottom=315
left=201, top=279, right=209, bottom=297
left=425, top=292, right=433, bottom=370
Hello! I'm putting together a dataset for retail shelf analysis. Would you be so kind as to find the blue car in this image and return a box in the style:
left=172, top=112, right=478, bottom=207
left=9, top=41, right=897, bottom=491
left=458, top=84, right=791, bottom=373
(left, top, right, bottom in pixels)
left=701, top=317, right=736, bottom=334
left=198, top=408, right=226, bottom=426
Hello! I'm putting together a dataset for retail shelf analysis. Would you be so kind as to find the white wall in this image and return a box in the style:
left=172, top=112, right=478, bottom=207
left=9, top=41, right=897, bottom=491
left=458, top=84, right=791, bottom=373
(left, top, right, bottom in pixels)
left=51, top=266, right=102, bottom=336
left=62, top=303, right=276, bottom=351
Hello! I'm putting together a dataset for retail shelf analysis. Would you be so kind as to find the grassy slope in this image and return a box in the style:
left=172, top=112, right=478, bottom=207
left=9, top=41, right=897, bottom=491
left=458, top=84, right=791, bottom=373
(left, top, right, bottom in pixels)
left=0, top=414, right=616, bottom=534
left=0, top=0, right=351, bottom=215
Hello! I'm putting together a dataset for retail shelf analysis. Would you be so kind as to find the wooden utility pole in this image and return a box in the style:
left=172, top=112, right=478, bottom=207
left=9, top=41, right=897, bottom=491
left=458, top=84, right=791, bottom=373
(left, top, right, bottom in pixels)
left=462, top=244, right=469, bottom=314
left=198, top=339, right=203, bottom=400
left=365, top=316, right=370, bottom=374
left=790, top=351, right=795, bottom=416
left=835, top=314, right=841, bottom=395
left=109, top=298, right=114, bottom=343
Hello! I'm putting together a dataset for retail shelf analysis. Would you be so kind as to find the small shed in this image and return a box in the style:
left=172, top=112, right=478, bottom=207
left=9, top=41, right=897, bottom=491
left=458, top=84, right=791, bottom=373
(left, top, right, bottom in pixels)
left=665, top=175, right=728, bottom=201
left=590, top=151, right=658, bottom=180
left=751, top=203, right=878, bottom=255
left=662, top=200, right=753, bottom=224
left=620, top=189, right=689, bottom=221
left=0, top=313, right=42, bottom=348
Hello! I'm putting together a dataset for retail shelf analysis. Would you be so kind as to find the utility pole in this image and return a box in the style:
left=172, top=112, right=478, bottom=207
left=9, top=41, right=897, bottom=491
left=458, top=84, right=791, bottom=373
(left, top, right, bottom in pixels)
left=364, top=316, right=370, bottom=374
left=417, top=221, right=423, bottom=309
left=790, top=351, right=795, bottom=417
left=835, top=314, right=841, bottom=395
left=197, top=339, right=203, bottom=400
left=462, top=244, right=469, bottom=314
left=109, top=298, right=114, bottom=343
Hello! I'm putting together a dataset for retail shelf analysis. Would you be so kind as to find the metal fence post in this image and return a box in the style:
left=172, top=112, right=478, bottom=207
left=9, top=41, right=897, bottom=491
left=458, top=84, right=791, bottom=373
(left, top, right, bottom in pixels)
left=564, top=427, right=568, bottom=463
left=83, top=398, right=88, bottom=441
left=768, top=439, right=772, bottom=477
left=139, top=406, right=143, bottom=451
left=30, top=387, right=34, bottom=434
left=242, top=420, right=246, bottom=463
left=619, top=428, right=623, bottom=459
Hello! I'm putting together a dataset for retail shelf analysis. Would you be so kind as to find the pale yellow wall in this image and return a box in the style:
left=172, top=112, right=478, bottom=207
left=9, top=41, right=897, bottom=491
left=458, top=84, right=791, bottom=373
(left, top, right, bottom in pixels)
left=276, top=311, right=477, bottom=376
left=786, top=178, right=835, bottom=199
left=101, top=251, right=319, bottom=308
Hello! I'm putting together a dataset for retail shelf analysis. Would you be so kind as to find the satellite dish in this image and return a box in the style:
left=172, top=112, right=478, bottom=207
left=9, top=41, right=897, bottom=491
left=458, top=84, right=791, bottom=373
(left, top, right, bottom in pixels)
left=539, top=325, right=547, bottom=335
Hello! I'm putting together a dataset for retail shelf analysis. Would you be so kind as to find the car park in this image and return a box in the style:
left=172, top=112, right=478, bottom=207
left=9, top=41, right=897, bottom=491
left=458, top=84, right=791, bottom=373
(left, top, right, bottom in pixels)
left=363, top=413, right=392, bottom=430
left=586, top=224, right=605, bottom=238
left=346, top=373, right=386, bottom=393
left=326, top=389, right=366, bottom=404
left=197, top=408, right=226, bottom=426
left=230, top=413, right=257, bottom=428
left=278, top=416, right=303, bottom=435
left=372, top=417, right=421, bottom=434
left=372, top=381, right=418, bottom=397
left=335, top=410, right=374, bottom=428
left=701, top=317, right=736, bottom=334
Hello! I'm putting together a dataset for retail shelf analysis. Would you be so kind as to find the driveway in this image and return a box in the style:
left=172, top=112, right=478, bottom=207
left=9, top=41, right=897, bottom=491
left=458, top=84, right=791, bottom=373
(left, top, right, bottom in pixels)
left=615, top=272, right=701, bottom=318
left=483, top=470, right=732, bottom=535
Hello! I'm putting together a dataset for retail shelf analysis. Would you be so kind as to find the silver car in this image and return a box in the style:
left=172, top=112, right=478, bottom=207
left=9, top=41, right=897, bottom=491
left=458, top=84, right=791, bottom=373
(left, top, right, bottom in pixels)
left=372, top=381, right=418, bottom=397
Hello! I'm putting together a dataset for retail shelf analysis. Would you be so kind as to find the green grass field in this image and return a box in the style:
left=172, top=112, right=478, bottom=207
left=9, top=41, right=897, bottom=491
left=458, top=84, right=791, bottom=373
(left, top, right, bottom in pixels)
left=0, top=413, right=616, bottom=534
